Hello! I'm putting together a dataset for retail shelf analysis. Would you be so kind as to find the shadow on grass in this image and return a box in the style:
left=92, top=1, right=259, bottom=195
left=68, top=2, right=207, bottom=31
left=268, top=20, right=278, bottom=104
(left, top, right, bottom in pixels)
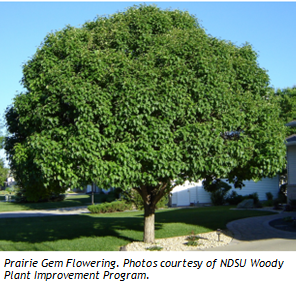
left=0, top=206, right=283, bottom=248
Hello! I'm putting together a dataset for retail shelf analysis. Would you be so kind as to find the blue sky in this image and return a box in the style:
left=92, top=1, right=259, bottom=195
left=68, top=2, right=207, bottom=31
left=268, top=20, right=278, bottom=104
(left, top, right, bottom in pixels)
left=0, top=1, right=296, bottom=165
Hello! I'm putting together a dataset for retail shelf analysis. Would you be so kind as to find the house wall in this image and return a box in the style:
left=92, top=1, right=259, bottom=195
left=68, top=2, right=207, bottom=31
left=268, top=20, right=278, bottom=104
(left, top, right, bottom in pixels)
left=287, top=145, right=296, bottom=186
left=170, top=176, right=279, bottom=206
left=85, top=184, right=113, bottom=194
left=287, top=145, right=296, bottom=202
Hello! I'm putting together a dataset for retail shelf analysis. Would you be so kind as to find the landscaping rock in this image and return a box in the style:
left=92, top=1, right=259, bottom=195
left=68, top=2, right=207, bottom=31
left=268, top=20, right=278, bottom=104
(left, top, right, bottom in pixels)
left=237, top=199, right=254, bottom=209
left=123, top=231, right=233, bottom=251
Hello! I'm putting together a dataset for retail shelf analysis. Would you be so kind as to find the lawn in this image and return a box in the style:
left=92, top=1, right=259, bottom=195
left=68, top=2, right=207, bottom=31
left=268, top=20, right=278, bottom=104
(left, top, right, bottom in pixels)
left=0, top=206, right=276, bottom=251
left=0, top=194, right=101, bottom=212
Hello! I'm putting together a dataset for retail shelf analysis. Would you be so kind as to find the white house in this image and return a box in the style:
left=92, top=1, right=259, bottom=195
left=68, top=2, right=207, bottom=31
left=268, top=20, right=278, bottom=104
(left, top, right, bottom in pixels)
left=285, top=120, right=296, bottom=203
left=170, top=176, right=280, bottom=207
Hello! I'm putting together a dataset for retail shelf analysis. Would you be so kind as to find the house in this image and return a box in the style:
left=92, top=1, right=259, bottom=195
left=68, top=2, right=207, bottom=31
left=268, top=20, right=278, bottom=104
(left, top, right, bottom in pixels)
left=285, top=120, right=296, bottom=203
left=83, top=184, right=113, bottom=194
left=170, top=177, right=280, bottom=207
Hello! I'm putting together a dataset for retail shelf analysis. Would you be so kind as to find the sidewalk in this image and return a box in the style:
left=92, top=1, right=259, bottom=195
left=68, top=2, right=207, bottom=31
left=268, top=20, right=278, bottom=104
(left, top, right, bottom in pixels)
left=204, top=211, right=296, bottom=251
left=0, top=206, right=89, bottom=218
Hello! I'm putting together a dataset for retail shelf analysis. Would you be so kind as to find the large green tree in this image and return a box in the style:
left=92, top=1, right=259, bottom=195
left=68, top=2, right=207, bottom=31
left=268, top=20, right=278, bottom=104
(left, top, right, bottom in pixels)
left=5, top=5, right=287, bottom=243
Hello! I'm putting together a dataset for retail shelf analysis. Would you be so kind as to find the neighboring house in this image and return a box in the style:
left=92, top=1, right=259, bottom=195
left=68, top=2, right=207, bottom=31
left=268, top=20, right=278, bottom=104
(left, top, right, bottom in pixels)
left=285, top=120, right=296, bottom=203
left=6, top=176, right=16, bottom=187
left=170, top=177, right=280, bottom=207
left=83, top=184, right=113, bottom=194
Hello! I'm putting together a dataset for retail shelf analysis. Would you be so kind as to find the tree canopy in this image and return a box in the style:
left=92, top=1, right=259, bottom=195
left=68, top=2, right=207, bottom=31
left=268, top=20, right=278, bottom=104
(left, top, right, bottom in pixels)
left=5, top=5, right=287, bottom=242
left=271, top=86, right=296, bottom=135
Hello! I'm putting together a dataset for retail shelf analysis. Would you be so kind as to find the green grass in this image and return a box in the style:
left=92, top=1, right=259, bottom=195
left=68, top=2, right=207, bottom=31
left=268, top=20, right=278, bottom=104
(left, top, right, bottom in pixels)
left=0, top=194, right=102, bottom=212
left=0, top=206, right=276, bottom=251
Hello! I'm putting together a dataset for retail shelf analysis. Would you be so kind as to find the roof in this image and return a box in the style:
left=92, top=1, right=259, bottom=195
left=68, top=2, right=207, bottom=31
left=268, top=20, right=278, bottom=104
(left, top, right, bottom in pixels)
left=285, top=120, right=296, bottom=127
left=286, top=134, right=296, bottom=143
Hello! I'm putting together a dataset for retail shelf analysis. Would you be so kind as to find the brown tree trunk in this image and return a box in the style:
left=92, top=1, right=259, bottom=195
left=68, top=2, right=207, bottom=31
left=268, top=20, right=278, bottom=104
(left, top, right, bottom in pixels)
left=143, top=202, right=155, bottom=243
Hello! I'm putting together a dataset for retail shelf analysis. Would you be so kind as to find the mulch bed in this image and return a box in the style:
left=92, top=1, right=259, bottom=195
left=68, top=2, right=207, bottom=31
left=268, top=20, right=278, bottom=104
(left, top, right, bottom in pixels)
left=269, top=217, right=296, bottom=233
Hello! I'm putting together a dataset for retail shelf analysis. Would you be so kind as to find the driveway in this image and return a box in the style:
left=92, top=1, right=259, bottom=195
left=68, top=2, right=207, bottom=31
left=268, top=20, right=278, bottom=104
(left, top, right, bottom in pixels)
left=204, top=211, right=296, bottom=251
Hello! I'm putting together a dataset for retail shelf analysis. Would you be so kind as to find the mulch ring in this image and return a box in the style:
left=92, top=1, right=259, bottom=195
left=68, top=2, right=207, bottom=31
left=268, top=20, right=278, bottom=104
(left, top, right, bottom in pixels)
left=269, top=216, right=296, bottom=233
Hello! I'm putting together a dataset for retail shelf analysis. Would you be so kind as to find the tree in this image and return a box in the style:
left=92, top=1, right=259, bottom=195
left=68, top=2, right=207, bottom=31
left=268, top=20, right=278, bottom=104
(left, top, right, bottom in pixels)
left=0, top=119, right=9, bottom=187
left=5, top=5, right=287, bottom=243
left=271, top=86, right=296, bottom=135
left=0, top=158, right=9, bottom=187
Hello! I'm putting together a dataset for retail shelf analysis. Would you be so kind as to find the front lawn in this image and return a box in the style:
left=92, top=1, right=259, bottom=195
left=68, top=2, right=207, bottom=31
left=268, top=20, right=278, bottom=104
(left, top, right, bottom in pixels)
left=0, top=194, right=101, bottom=212
left=0, top=206, right=276, bottom=251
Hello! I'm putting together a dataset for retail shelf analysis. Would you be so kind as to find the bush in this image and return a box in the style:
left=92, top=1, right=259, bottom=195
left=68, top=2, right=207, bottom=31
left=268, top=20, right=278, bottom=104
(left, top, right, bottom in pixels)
left=246, top=193, right=262, bottom=207
left=5, top=185, right=19, bottom=194
left=266, top=192, right=273, bottom=201
left=203, top=180, right=232, bottom=206
left=96, top=188, right=122, bottom=203
left=262, top=192, right=274, bottom=206
left=226, top=191, right=245, bottom=205
left=263, top=199, right=274, bottom=207
left=15, top=190, right=66, bottom=203
left=273, top=198, right=283, bottom=210
left=278, top=186, right=287, bottom=204
left=88, top=200, right=132, bottom=214
left=284, top=199, right=296, bottom=212
left=279, top=183, right=287, bottom=195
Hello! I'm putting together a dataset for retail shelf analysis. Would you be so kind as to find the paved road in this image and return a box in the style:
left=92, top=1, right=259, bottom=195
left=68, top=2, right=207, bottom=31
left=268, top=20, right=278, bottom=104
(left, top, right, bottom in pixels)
left=0, top=206, right=89, bottom=218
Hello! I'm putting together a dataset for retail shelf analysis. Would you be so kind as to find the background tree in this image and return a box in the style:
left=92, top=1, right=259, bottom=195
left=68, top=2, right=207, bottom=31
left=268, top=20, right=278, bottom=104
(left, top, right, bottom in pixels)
left=0, top=158, right=9, bottom=188
left=5, top=5, right=287, bottom=243
left=272, top=86, right=296, bottom=135
left=0, top=119, right=9, bottom=188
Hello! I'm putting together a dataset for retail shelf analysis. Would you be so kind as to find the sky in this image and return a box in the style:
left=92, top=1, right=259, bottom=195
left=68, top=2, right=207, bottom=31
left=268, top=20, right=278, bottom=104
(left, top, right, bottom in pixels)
left=0, top=1, right=296, bottom=166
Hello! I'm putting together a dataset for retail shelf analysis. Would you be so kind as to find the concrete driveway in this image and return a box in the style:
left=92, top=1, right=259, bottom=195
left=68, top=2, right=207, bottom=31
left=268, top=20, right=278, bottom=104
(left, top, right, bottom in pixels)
left=204, top=211, right=296, bottom=251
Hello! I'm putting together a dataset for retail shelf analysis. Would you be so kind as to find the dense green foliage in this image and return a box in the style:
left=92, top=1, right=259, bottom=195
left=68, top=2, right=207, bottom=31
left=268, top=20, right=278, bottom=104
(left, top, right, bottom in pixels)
left=0, top=120, right=8, bottom=187
left=203, top=180, right=232, bottom=205
left=88, top=200, right=132, bottom=214
left=0, top=158, right=9, bottom=187
left=273, top=86, right=296, bottom=135
left=4, top=5, right=287, bottom=240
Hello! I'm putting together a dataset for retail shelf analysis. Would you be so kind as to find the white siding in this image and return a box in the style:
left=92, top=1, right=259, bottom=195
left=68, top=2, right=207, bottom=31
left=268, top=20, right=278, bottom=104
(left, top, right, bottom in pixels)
left=287, top=145, right=296, bottom=185
left=228, top=176, right=279, bottom=200
left=86, top=184, right=109, bottom=193
left=170, top=176, right=279, bottom=206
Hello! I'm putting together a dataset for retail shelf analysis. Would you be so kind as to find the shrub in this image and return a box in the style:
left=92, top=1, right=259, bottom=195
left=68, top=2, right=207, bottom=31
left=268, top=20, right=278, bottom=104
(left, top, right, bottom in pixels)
left=278, top=186, right=287, bottom=204
left=279, top=183, right=287, bottom=195
left=5, top=185, right=20, bottom=194
left=284, top=199, right=296, bottom=212
left=266, top=192, right=273, bottom=201
left=203, top=180, right=232, bottom=206
left=226, top=191, right=244, bottom=205
left=262, top=192, right=274, bottom=206
left=185, top=240, right=199, bottom=246
left=14, top=190, right=66, bottom=203
left=263, top=199, right=274, bottom=207
left=88, top=200, right=132, bottom=214
left=273, top=198, right=283, bottom=210
left=246, top=193, right=262, bottom=207
left=186, top=235, right=200, bottom=241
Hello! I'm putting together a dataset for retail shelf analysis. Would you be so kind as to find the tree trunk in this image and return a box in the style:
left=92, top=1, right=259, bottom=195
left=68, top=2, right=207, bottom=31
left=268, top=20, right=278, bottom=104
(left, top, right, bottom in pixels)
left=143, top=203, right=155, bottom=243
